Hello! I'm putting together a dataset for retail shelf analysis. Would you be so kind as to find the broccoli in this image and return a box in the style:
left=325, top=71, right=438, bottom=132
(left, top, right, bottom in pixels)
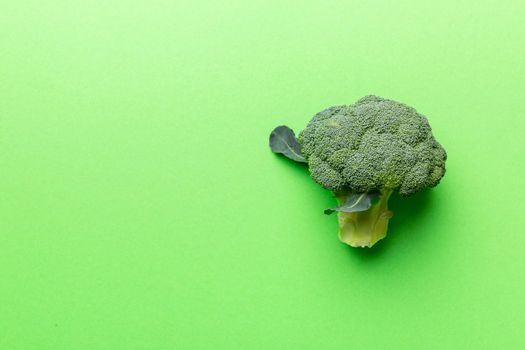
left=269, top=95, right=447, bottom=248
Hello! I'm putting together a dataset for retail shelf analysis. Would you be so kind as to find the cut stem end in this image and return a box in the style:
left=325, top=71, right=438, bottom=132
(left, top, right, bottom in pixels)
left=337, top=190, right=393, bottom=248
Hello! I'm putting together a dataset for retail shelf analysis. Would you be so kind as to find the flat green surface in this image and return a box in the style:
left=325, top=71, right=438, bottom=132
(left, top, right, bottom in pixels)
left=1, top=1, right=525, bottom=349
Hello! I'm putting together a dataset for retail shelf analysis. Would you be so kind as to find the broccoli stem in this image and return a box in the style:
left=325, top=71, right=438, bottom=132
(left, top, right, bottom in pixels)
left=336, top=190, right=393, bottom=248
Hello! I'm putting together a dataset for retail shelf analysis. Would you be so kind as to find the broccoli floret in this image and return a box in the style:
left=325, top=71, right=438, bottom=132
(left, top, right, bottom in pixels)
left=270, top=95, right=447, bottom=248
left=298, top=95, right=446, bottom=196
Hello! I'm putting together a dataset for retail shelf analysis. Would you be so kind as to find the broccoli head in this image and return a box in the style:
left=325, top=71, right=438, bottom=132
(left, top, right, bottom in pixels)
left=269, top=95, right=447, bottom=248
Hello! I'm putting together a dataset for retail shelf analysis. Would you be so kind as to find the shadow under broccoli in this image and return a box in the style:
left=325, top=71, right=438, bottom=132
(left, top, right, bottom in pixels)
left=269, top=95, right=447, bottom=248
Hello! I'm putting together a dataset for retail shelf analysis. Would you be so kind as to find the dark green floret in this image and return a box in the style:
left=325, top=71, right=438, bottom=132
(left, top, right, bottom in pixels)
left=298, top=95, right=446, bottom=196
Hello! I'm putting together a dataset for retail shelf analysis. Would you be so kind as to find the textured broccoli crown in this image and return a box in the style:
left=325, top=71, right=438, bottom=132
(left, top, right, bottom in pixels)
left=298, top=95, right=447, bottom=196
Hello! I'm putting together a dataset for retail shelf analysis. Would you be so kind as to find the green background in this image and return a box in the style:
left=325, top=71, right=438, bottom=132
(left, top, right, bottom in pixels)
left=2, top=1, right=524, bottom=348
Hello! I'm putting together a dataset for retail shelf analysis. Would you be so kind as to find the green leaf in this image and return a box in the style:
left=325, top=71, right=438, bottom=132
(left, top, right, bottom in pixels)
left=269, top=125, right=307, bottom=163
left=324, top=191, right=380, bottom=215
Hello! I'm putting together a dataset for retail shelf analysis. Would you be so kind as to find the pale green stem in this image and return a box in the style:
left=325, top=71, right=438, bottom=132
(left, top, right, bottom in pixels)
left=337, top=190, right=393, bottom=248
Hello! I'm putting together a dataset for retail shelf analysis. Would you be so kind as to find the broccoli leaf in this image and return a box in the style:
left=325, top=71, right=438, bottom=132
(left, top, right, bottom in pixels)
left=324, top=191, right=380, bottom=215
left=269, top=125, right=307, bottom=163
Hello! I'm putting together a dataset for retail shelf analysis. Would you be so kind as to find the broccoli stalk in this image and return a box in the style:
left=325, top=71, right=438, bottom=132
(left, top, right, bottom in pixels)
left=336, top=190, right=393, bottom=248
